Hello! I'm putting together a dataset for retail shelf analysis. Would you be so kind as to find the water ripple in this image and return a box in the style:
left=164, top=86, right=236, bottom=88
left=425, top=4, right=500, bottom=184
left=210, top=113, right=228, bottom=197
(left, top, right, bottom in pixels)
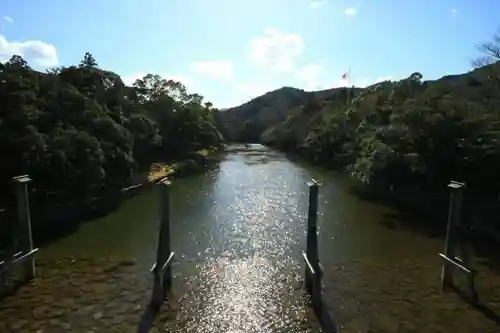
left=167, top=144, right=319, bottom=332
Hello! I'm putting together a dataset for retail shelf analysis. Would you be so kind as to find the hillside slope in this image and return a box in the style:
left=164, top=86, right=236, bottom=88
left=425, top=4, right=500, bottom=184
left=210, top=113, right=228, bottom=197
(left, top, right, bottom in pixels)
left=217, top=87, right=308, bottom=141
left=220, top=64, right=500, bottom=226
left=217, top=86, right=363, bottom=142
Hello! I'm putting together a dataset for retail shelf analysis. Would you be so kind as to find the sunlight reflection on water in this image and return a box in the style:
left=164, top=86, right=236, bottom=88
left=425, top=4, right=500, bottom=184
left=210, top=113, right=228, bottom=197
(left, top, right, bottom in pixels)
left=164, top=144, right=318, bottom=332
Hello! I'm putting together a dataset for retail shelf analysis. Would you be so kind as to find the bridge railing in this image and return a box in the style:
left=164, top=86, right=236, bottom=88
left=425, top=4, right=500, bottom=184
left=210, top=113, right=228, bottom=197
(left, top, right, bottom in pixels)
left=439, top=181, right=478, bottom=303
left=303, top=179, right=322, bottom=312
left=149, top=178, right=175, bottom=308
left=0, top=175, right=39, bottom=294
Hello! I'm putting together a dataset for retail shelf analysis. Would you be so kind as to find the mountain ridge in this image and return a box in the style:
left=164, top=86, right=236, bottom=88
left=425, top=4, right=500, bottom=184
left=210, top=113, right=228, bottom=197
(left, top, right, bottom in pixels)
left=218, top=62, right=500, bottom=200
left=217, top=64, right=500, bottom=144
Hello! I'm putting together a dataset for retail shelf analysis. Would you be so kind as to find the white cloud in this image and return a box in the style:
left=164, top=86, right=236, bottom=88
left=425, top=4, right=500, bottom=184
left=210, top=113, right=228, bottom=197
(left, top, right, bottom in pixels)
left=190, top=60, right=233, bottom=81
left=451, top=8, right=457, bottom=15
left=344, top=7, right=357, bottom=15
left=4, top=16, right=13, bottom=23
left=309, top=0, right=327, bottom=9
left=249, top=28, right=304, bottom=72
left=296, top=64, right=323, bottom=90
left=0, top=34, right=58, bottom=67
left=120, top=72, right=192, bottom=87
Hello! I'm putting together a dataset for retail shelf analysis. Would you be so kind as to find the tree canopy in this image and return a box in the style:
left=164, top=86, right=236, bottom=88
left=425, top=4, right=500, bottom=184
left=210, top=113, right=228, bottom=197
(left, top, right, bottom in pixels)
left=221, top=55, right=500, bottom=228
left=0, top=52, right=222, bottom=205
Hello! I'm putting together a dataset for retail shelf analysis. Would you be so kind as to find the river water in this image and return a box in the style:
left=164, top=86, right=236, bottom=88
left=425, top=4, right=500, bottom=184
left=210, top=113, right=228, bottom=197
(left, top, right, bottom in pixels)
left=37, top=144, right=500, bottom=332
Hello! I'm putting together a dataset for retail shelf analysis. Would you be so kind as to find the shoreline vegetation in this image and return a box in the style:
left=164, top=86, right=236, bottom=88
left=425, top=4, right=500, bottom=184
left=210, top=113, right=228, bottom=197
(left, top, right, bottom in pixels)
left=147, top=147, right=224, bottom=183
left=0, top=52, right=224, bottom=249
left=0, top=147, right=225, bottom=252
left=217, top=31, right=500, bottom=252
left=33, top=146, right=226, bottom=247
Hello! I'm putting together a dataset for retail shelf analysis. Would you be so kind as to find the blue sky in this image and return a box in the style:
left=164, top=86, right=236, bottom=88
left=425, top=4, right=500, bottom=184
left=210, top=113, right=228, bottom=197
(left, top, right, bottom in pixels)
left=0, top=0, right=498, bottom=108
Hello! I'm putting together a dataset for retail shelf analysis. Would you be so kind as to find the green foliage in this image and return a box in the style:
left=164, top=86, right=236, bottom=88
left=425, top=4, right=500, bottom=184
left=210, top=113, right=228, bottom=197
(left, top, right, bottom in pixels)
left=217, top=87, right=311, bottom=142
left=227, top=62, right=500, bottom=200
left=0, top=52, right=222, bottom=204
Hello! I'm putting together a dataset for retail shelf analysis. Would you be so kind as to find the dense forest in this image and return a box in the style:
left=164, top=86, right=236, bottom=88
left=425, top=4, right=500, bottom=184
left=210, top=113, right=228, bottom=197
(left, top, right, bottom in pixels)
left=0, top=52, right=222, bottom=211
left=2, top=31, right=500, bottom=237
left=219, top=32, right=500, bottom=231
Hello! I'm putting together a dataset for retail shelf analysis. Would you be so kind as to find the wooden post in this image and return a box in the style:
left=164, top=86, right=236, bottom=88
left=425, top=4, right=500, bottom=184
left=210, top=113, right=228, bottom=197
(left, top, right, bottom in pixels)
left=12, top=175, right=35, bottom=280
left=152, top=180, right=172, bottom=306
left=451, top=183, right=478, bottom=303
left=305, top=179, right=322, bottom=314
left=441, top=181, right=465, bottom=291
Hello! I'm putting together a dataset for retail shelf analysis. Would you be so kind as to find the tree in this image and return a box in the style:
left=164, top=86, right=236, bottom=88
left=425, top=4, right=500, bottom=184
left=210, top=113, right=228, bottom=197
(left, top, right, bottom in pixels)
left=79, top=52, right=98, bottom=68
left=46, top=66, right=64, bottom=75
left=5, top=55, right=30, bottom=69
left=472, top=29, right=500, bottom=68
left=408, top=72, right=423, bottom=83
left=0, top=51, right=222, bottom=216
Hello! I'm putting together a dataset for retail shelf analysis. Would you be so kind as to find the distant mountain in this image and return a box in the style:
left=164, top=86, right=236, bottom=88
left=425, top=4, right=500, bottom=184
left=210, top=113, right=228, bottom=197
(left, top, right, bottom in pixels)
left=217, top=63, right=500, bottom=226
left=217, top=86, right=363, bottom=142
left=217, top=63, right=500, bottom=149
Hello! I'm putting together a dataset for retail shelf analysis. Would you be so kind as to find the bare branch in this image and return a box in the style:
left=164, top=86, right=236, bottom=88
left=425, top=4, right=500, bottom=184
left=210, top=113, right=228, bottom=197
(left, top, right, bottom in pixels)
left=472, top=29, right=500, bottom=68
left=478, top=42, right=500, bottom=59
left=471, top=56, right=497, bottom=69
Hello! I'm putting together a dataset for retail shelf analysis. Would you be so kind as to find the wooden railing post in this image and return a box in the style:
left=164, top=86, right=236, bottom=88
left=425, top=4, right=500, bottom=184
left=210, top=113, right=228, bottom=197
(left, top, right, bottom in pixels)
left=441, top=181, right=464, bottom=290
left=151, top=179, right=173, bottom=307
left=13, top=175, right=36, bottom=280
left=305, top=179, right=322, bottom=313
left=440, top=181, right=478, bottom=303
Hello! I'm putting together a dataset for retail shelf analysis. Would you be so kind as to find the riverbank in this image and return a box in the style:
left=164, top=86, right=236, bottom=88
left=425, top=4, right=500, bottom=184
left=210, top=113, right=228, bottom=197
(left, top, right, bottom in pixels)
left=147, top=147, right=225, bottom=183
left=275, top=143, right=500, bottom=237
left=0, top=146, right=227, bottom=252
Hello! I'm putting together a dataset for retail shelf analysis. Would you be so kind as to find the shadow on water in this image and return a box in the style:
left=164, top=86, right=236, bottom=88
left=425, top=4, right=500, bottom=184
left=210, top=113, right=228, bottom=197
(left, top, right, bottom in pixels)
left=381, top=211, right=446, bottom=238
left=137, top=300, right=161, bottom=333
left=0, top=279, right=25, bottom=301
left=345, top=184, right=447, bottom=238
left=452, top=285, right=500, bottom=326
left=356, top=186, right=500, bottom=274
left=344, top=180, right=500, bottom=272
left=471, top=237, right=500, bottom=274
left=31, top=197, right=124, bottom=248
left=316, top=300, right=337, bottom=333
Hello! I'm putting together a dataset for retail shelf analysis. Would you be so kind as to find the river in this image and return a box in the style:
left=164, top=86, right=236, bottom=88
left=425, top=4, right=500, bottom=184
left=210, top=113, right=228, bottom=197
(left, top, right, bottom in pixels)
left=37, top=144, right=500, bottom=332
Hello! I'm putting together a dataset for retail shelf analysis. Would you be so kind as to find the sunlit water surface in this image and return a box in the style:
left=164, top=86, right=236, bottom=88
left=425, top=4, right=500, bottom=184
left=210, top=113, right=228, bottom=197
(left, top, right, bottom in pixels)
left=40, top=144, right=443, bottom=332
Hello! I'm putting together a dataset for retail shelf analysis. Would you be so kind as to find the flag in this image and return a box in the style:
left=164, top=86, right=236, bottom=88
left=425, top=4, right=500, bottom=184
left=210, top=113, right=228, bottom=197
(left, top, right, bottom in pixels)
left=341, top=72, right=349, bottom=80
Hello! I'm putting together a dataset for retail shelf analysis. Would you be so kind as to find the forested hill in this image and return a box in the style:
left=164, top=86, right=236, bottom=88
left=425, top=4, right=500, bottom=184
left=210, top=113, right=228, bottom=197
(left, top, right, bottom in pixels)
left=217, top=86, right=362, bottom=142
left=220, top=62, right=500, bottom=204
left=0, top=52, right=222, bottom=205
